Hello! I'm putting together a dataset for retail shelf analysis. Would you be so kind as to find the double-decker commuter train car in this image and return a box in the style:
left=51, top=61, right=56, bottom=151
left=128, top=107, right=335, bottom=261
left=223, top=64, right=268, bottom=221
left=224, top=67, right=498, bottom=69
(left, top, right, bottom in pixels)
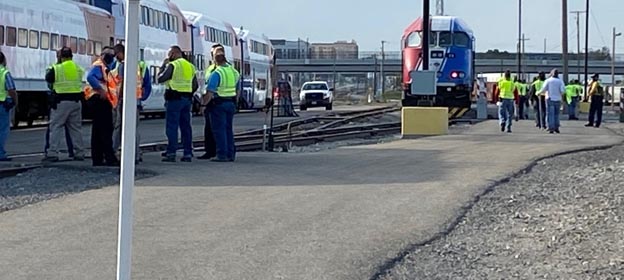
left=111, top=0, right=192, bottom=117
left=236, top=28, right=272, bottom=111
left=1, top=0, right=273, bottom=126
left=402, top=16, right=475, bottom=115
left=0, top=0, right=114, bottom=127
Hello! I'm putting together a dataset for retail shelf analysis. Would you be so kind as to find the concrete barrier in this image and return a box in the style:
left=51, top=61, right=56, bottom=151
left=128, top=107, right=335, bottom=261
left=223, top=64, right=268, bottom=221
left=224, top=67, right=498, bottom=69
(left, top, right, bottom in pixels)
left=579, top=102, right=590, bottom=113
left=401, top=107, right=448, bottom=138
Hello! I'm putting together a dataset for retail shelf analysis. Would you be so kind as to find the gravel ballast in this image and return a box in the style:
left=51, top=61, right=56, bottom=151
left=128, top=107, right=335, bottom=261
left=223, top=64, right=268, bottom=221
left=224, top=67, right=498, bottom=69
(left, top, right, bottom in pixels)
left=377, top=145, right=624, bottom=280
left=0, top=166, right=154, bottom=213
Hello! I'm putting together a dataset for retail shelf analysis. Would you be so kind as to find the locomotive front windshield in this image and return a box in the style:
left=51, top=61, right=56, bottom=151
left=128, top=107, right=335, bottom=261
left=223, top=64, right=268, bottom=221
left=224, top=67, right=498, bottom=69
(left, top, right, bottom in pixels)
left=405, top=31, right=471, bottom=48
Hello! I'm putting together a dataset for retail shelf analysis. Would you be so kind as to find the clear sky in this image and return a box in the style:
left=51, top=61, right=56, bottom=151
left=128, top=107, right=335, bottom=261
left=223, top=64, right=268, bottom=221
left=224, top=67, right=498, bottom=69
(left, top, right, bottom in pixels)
left=174, top=0, right=623, bottom=54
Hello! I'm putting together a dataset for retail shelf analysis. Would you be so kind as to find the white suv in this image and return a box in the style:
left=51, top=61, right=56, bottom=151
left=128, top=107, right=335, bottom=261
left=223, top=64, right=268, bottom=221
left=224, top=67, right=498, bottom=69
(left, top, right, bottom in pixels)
left=299, top=81, right=334, bottom=111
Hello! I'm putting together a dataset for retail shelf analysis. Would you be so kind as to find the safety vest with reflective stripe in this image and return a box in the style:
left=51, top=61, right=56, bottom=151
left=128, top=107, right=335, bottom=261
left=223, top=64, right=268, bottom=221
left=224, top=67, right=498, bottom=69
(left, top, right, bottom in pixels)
left=204, top=64, right=217, bottom=82
left=52, top=60, right=84, bottom=94
left=565, top=84, right=579, bottom=104
left=215, top=65, right=240, bottom=98
left=167, top=59, right=195, bottom=93
left=0, top=66, right=8, bottom=102
left=498, top=78, right=515, bottom=99
left=532, top=80, right=545, bottom=96
left=84, top=59, right=118, bottom=107
left=515, top=82, right=527, bottom=96
left=111, top=60, right=147, bottom=99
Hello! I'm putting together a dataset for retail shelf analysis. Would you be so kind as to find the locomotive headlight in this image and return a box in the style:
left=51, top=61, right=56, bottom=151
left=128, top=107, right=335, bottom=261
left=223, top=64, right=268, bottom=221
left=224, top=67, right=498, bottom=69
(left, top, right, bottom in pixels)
left=450, top=71, right=465, bottom=79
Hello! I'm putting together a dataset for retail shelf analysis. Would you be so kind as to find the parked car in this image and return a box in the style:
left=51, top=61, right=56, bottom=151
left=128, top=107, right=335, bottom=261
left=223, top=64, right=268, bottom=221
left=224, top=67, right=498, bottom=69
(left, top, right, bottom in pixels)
left=299, top=81, right=334, bottom=111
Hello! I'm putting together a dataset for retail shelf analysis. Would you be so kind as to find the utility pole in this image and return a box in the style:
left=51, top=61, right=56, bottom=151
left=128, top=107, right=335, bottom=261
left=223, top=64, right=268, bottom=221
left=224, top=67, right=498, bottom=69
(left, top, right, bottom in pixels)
left=435, top=0, right=444, bottom=16
left=517, top=0, right=522, bottom=78
left=612, top=27, right=621, bottom=110
left=544, top=38, right=547, bottom=53
left=520, top=34, right=530, bottom=80
left=562, top=0, right=569, bottom=84
left=422, top=0, right=430, bottom=71
left=571, top=10, right=586, bottom=81
left=380, top=40, right=386, bottom=100
left=584, top=0, right=590, bottom=95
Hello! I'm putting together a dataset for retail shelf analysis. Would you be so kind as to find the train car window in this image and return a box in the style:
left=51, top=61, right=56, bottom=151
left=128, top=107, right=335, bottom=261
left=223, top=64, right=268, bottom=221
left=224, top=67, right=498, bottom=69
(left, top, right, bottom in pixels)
left=158, top=11, right=163, bottom=29
left=40, top=32, right=50, bottom=50
left=95, top=41, right=103, bottom=54
left=29, top=30, right=39, bottom=49
left=182, top=20, right=187, bottom=33
left=140, top=49, right=144, bottom=60
left=150, top=9, right=156, bottom=27
left=161, top=12, right=166, bottom=30
left=79, top=38, right=87, bottom=55
left=439, top=32, right=452, bottom=47
left=70, top=37, right=78, bottom=53
left=61, top=35, right=69, bottom=47
left=18, top=28, right=28, bottom=47
left=51, top=33, right=60, bottom=50
left=203, top=26, right=208, bottom=41
left=453, top=33, right=470, bottom=48
left=167, top=14, right=172, bottom=31
left=0, top=26, right=4, bottom=46
left=87, top=40, right=95, bottom=55
left=406, top=32, right=421, bottom=47
left=6, top=27, right=16, bottom=47
left=172, top=16, right=177, bottom=33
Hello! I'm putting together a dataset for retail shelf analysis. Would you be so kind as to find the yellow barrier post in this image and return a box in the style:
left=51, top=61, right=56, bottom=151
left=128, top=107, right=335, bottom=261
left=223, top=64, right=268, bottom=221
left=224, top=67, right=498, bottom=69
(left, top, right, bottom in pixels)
left=579, top=101, right=590, bottom=113
left=401, top=107, right=449, bottom=138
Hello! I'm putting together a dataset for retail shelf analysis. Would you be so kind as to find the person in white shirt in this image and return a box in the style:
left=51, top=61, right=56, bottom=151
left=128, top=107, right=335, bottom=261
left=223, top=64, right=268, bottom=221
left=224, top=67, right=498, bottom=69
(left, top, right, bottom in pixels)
left=537, top=69, right=566, bottom=134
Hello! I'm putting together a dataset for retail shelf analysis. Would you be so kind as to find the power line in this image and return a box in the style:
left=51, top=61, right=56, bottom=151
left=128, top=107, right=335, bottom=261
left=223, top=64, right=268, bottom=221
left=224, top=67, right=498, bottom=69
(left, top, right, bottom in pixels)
left=590, top=10, right=607, bottom=47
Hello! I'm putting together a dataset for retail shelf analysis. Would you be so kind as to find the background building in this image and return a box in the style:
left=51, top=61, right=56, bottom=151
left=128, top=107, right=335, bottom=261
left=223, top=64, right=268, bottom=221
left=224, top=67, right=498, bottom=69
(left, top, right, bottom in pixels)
left=270, top=39, right=310, bottom=59
left=310, top=40, right=359, bottom=60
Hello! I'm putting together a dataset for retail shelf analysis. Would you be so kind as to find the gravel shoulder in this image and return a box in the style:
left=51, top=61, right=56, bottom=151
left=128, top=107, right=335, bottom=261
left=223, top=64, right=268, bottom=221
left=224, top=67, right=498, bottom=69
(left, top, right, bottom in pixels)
left=0, top=166, right=155, bottom=213
left=377, top=144, right=624, bottom=280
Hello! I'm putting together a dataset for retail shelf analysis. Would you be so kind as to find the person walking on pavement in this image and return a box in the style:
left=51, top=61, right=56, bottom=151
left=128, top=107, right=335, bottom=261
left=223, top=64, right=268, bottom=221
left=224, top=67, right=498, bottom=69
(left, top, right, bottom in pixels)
left=496, top=70, right=516, bottom=133
left=205, top=46, right=240, bottom=162
left=565, top=80, right=580, bottom=120
left=530, top=72, right=547, bottom=129
left=197, top=44, right=223, bottom=160
left=585, top=74, right=604, bottom=128
left=111, top=44, right=152, bottom=164
left=84, top=47, right=120, bottom=166
left=158, top=46, right=198, bottom=162
left=537, top=69, right=566, bottom=134
left=515, top=78, right=529, bottom=120
left=44, top=49, right=74, bottom=158
left=0, top=52, right=18, bottom=162
left=43, top=47, right=85, bottom=162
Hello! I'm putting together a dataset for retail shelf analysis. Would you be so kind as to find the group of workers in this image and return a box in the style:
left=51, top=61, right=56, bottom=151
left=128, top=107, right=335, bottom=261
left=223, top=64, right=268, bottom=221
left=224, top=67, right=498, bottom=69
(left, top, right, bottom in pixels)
left=496, top=69, right=606, bottom=134
left=0, top=43, right=240, bottom=165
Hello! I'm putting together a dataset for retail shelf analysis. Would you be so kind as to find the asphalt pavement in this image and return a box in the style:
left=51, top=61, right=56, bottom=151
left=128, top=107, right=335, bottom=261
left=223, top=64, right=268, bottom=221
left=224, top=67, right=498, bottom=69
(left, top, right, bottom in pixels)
left=0, top=120, right=622, bottom=279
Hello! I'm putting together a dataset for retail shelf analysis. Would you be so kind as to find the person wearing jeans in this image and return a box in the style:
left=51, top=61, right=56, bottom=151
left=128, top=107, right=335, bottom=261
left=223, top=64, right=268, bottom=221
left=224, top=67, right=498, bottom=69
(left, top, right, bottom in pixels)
left=205, top=47, right=240, bottom=162
left=496, top=70, right=516, bottom=133
left=0, top=52, right=17, bottom=161
left=538, top=69, right=566, bottom=134
left=157, top=46, right=198, bottom=162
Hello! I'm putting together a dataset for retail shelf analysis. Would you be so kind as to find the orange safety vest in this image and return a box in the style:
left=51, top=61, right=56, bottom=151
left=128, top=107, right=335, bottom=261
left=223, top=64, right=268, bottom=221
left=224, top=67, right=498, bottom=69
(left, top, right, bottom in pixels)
left=84, top=59, right=118, bottom=107
left=111, top=61, right=144, bottom=100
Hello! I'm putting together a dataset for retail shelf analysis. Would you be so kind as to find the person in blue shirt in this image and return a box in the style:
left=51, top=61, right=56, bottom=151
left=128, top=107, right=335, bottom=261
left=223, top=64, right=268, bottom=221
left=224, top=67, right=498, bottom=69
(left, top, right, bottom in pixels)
left=44, top=48, right=74, bottom=159
left=111, top=44, right=152, bottom=164
left=86, top=46, right=119, bottom=166
left=0, top=51, right=18, bottom=161
left=205, top=47, right=240, bottom=162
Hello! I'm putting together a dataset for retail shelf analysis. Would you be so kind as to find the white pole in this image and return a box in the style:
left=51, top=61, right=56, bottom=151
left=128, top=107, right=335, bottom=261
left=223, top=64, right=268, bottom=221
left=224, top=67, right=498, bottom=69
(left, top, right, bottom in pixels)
left=117, top=0, right=140, bottom=279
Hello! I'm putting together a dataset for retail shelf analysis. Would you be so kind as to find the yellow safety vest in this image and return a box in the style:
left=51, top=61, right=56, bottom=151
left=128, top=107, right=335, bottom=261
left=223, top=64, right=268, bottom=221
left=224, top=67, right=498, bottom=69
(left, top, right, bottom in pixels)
left=0, top=66, right=8, bottom=102
left=215, top=65, right=240, bottom=98
left=111, top=61, right=147, bottom=99
left=167, top=59, right=195, bottom=93
left=205, top=64, right=217, bottom=82
left=515, top=82, right=527, bottom=96
left=498, top=78, right=515, bottom=99
left=532, top=80, right=545, bottom=96
left=565, top=84, right=578, bottom=104
left=53, top=60, right=84, bottom=94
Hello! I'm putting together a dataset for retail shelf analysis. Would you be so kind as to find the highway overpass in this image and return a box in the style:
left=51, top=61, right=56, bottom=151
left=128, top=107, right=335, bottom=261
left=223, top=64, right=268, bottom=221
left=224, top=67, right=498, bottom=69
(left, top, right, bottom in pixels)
left=275, top=58, right=624, bottom=75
